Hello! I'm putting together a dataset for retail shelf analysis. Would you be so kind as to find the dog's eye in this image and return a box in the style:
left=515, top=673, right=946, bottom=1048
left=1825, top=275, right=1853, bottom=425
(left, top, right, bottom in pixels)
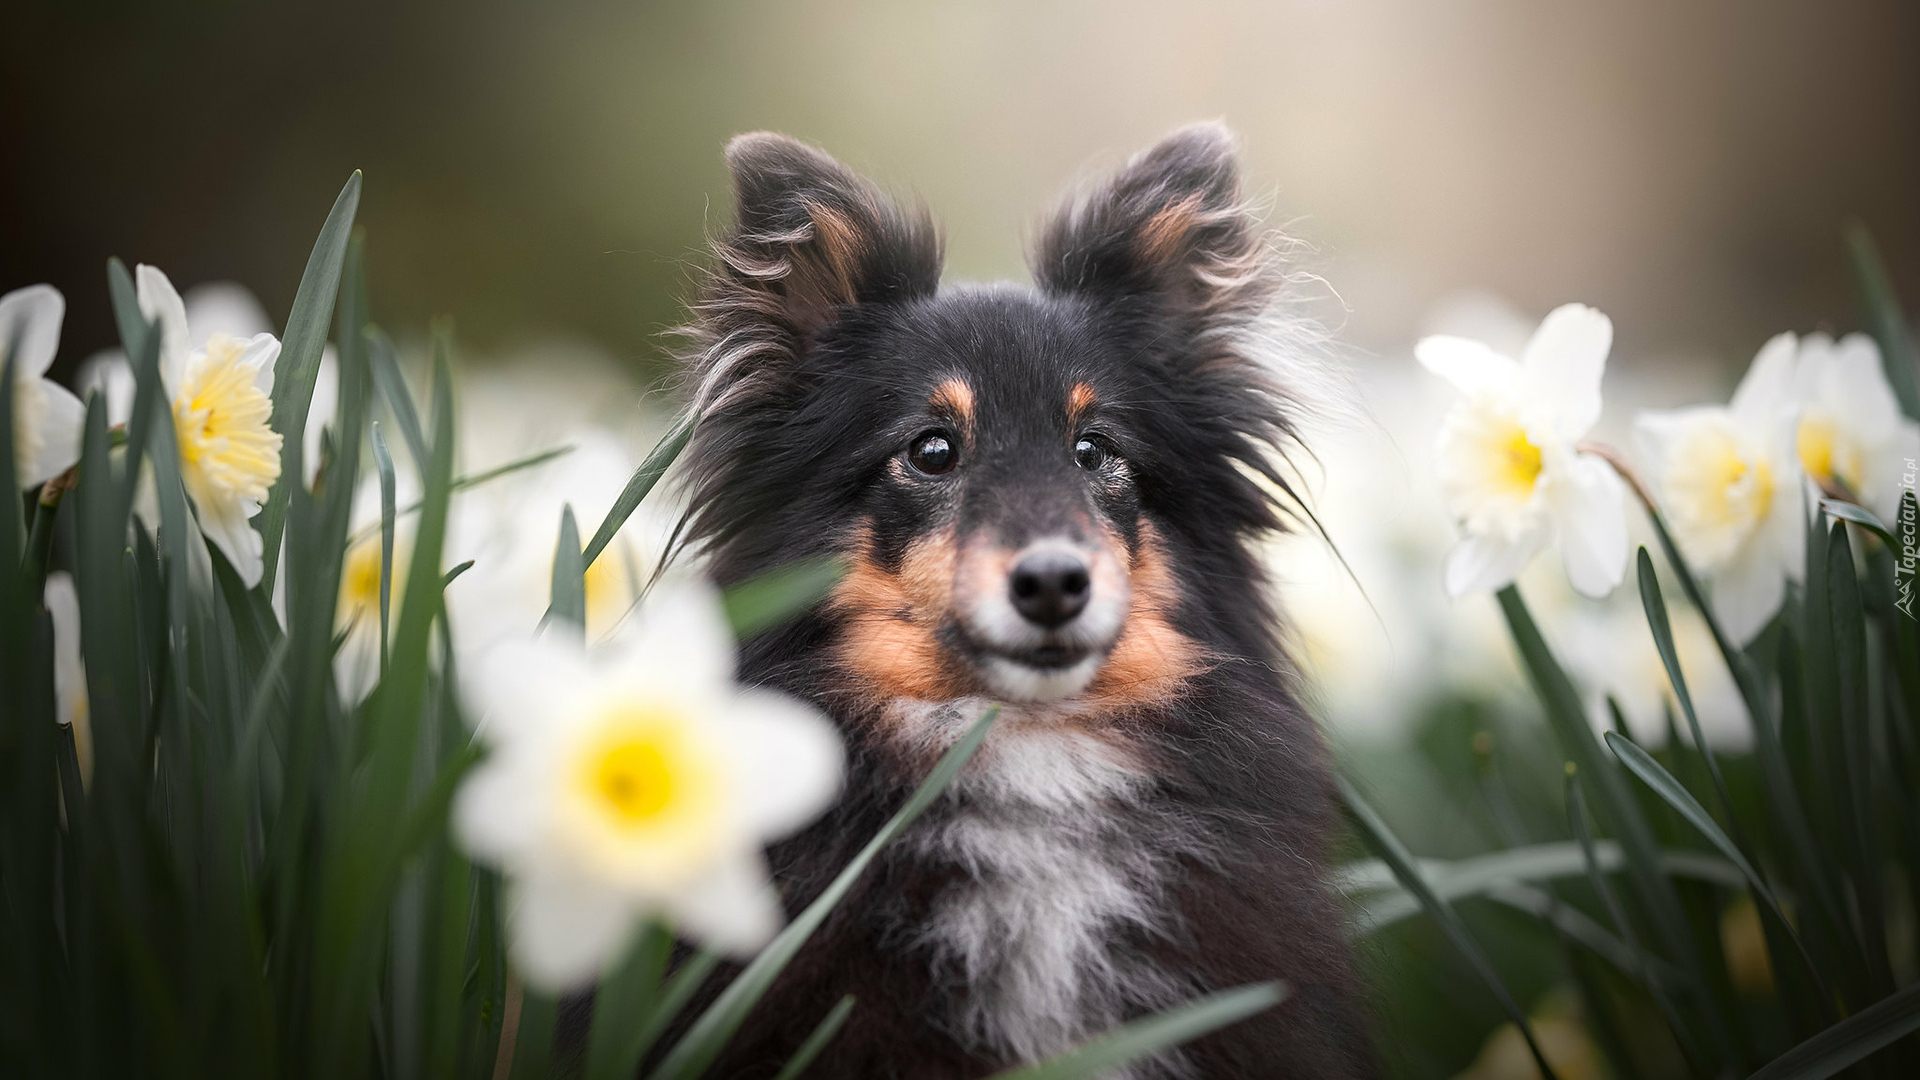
left=907, top=432, right=958, bottom=475
left=1074, top=436, right=1113, bottom=471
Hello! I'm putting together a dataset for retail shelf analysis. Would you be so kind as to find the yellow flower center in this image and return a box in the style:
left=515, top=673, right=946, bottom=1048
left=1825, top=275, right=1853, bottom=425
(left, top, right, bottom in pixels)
left=1796, top=413, right=1862, bottom=494
left=1497, top=425, right=1544, bottom=497
left=560, top=705, right=727, bottom=886
left=594, top=740, right=676, bottom=823
left=1434, top=395, right=1547, bottom=538
left=1662, top=423, right=1774, bottom=571
left=337, top=535, right=406, bottom=630
left=174, top=334, right=282, bottom=509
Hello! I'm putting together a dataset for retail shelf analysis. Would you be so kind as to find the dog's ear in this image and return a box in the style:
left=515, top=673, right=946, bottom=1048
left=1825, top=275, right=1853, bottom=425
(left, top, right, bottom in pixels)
left=1033, top=123, right=1268, bottom=323
left=690, top=133, right=942, bottom=410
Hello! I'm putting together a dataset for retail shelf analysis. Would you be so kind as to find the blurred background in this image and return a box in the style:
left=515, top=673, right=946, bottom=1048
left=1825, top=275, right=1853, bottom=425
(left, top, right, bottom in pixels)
left=7, top=2, right=1917, bottom=1076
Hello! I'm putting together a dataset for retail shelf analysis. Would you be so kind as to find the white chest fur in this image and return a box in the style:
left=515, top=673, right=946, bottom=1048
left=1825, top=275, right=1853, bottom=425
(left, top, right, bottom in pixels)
left=891, top=699, right=1196, bottom=1077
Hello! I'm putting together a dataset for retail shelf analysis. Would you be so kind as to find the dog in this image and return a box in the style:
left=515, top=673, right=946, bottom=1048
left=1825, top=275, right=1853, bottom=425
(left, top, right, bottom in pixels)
left=673, top=123, right=1372, bottom=1079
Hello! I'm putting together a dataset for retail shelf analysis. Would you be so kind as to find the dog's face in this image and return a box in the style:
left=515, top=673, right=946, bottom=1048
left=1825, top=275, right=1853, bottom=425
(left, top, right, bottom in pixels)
left=684, top=124, right=1305, bottom=718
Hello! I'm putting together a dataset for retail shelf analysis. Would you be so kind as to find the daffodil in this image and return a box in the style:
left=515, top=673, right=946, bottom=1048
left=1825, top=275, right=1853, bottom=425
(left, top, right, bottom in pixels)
left=1636, top=334, right=1806, bottom=643
left=452, top=582, right=842, bottom=992
left=134, top=265, right=284, bottom=586
left=2, top=285, right=85, bottom=489
left=1791, top=332, right=1919, bottom=522
left=1416, top=303, right=1629, bottom=598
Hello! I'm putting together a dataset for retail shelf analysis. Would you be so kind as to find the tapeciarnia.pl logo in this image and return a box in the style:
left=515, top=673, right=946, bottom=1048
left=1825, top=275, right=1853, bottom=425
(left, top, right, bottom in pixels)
left=1898, top=459, right=1917, bottom=620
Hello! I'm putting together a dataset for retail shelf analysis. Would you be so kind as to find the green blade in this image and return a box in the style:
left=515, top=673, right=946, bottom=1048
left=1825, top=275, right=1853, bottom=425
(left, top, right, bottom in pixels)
left=647, top=704, right=1000, bottom=1080
left=583, top=410, right=695, bottom=570
left=1340, top=777, right=1562, bottom=1080
left=982, top=983, right=1285, bottom=1080
left=1602, top=730, right=1831, bottom=1005
left=722, top=555, right=846, bottom=639
left=1748, top=982, right=1920, bottom=1080
left=770, top=996, right=856, bottom=1080
left=257, top=172, right=363, bottom=595
left=548, top=505, right=586, bottom=637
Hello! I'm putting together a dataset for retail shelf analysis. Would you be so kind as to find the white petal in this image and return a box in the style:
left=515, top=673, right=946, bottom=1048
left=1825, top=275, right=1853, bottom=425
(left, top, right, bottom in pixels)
left=233, top=332, right=281, bottom=397
left=76, top=351, right=136, bottom=426
left=134, top=265, right=191, bottom=392
left=464, top=636, right=593, bottom=745
left=662, top=854, right=784, bottom=958
left=1519, top=303, right=1612, bottom=438
left=1548, top=452, right=1628, bottom=598
left=1443, top=530, right=1547, bottom=597
left=20, top=380, right=85, bottom=486
left=618, top=578, right=737, bottom=696
left=1709, top=542, right=1787, bottom=645
left=720, top=690, right=844, bottom=841
left=44, top=572, right=85, bottom=728
left=182, top=282, right=272, bottom=347
left=1415, top=335, right=1520, bottom=398
left=1729, top=333, right=1799, bottom=426
left=197, top=499, right=265, bottom=587
left=0, top=285, right=65, bottom=379
left=506, top=869, right=641, bottom=994
left=1826, top=334, right=1902, bottom=438
left=452, top=755, right=551, bottom=863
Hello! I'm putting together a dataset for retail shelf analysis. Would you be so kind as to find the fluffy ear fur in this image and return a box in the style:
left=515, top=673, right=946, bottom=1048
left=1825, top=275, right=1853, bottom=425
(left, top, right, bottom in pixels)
left=687, top=133, right=942, bottom=412
left=1032, top=122, right=1274, bottom=332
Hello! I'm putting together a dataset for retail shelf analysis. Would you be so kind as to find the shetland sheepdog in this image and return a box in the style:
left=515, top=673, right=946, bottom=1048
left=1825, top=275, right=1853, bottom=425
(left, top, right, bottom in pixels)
left=673, top=123, right=1372, bottom=1079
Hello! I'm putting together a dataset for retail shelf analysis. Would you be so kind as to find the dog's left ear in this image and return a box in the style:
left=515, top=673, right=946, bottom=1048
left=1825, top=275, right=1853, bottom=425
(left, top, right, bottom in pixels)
left=1033, top=122, right=1268, bottom=324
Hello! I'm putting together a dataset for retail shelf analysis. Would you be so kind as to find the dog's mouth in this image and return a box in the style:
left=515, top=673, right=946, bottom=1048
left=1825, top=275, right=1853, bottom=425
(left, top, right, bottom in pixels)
left=955, top=630, right=1114, bottom=703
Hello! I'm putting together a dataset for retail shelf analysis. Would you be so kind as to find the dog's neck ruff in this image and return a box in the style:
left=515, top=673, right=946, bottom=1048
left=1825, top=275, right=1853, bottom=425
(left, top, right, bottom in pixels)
left=886, top=697, right=1198, bottom=1078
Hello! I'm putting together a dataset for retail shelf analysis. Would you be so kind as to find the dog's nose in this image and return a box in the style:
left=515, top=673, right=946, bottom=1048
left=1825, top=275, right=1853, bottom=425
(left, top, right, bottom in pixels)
left=1009, top=550, right=1091, bottom=628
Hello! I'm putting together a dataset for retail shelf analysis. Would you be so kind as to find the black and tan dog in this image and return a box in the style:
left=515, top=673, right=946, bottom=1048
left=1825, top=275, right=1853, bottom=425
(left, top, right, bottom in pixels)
left=674, top=123, right=1371, bottom=1079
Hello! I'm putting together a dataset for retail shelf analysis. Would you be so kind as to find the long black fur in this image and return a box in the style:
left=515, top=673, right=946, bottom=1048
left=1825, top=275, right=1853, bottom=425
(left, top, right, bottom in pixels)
left=659, top=124, right=1373, bottom=1079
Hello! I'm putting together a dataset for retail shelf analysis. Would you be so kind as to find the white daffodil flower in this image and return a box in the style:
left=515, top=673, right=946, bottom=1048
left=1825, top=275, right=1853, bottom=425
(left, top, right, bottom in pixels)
left=2, top=285, right=85, bottom=489
left=134, top=265, right=284, bottom=587
left=1416, top=303, right=1629, bottom=599
left=1792, top=332, right=1920, bottom=522
left=452, top=581, right=843, bottom=992
left=1636, top=334, right=1807, bottom=643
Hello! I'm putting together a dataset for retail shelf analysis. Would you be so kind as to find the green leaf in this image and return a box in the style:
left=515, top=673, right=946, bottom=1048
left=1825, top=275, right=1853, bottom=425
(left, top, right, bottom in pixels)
left=257, top=172, right=363, bottom=595
left=1602, top=730, right=1829, bottom=1004
left=1821, top=499, right=1896, bottom=547
left=1824, top=521, right=1895, bottom=998
left=583, top=410, right=695, bottom=569
left=1637, top=548, right=1743, bottom=833
left=770, top=996, right=856, bottom=1080
left=585, top=923, right=675, bottom=1080
left=1844, top=221, right=1920, bottom=423
left=722, top=555, right=847, bottom=639
left=345, top=445, right=575, bottom=550
left=368, top=327, right=430, bottom=473
left=648, top=704, right=1001, bottom=1080
left=548, top=505, right=586, bottom=636
left=982, top=983, right=1286, bottom=1080
left=1748, top=981, right=1920, bottom=1080
left=1568, top=773, right=1706, bottom=1068
left=508, top=989, right=559, bottom=1080
left=372, top=422, right=397, bottom=677
left=1340, top=777, right=1562, bottom=1080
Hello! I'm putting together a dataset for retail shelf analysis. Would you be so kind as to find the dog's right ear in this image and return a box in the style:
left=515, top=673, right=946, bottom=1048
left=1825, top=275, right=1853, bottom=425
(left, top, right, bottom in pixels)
left=689, top=133, right=942, bottom=411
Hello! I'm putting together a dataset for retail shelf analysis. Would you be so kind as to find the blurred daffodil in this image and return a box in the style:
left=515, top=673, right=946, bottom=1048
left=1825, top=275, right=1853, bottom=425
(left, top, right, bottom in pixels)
left=1636, top=334, right=1806, bottom=643
left=3, top=285, right=85, bottom=489
left=452, top=581, right=842, bottom=992
left=45, top=571, right=92, bottom=784
left=1417, top=304, right=1628, bottom=598
left=135, top=265, right=284, bottom=586
left=1791, top=332, right=1919, bottom=521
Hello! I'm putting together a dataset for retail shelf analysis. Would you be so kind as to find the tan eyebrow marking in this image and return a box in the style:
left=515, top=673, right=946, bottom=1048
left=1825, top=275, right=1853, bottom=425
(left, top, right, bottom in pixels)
left=1067, top=381, right=1099, bottom=427
left=929, top=378, right=975, bottom=438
